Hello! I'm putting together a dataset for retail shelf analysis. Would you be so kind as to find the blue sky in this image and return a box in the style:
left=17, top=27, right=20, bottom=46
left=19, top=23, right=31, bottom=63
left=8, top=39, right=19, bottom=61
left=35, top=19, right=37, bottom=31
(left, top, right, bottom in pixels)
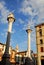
left=0, top=0, right=44, bottom=53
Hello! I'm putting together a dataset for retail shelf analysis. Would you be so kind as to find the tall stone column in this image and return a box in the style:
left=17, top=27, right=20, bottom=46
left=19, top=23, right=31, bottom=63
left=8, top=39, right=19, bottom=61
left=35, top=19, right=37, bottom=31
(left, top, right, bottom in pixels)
left=1, top=13, right=15, bottom=65
left=5, top=13, right=15, bottom=54
left=24, top=29, right=34, bottom=65
left=26, top=29, right=32, bottom=58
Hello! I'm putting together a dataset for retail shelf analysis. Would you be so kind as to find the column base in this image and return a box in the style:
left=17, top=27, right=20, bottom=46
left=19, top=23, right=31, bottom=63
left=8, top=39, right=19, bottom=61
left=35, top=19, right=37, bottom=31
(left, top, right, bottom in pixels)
left=0, top=53, right=11, bottom=65
left=24, top=57, right=34, bottom=65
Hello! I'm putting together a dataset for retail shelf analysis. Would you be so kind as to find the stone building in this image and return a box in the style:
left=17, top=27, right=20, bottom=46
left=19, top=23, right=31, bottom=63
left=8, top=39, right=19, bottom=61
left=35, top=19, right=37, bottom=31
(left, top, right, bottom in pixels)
left=0, top=43, right=16, bottom=64
left=0, top=42, right=36, bottom=64
left=35, top=23, right=44, bottom=65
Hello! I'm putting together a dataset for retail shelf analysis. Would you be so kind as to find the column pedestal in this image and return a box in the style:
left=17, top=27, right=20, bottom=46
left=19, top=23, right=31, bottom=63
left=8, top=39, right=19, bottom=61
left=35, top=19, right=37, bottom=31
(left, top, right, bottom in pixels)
left=1, top=54, right=11, bottom=65
left=24, top=57, right=34, bottom=65
left=1, top=32, right=11, bottom=65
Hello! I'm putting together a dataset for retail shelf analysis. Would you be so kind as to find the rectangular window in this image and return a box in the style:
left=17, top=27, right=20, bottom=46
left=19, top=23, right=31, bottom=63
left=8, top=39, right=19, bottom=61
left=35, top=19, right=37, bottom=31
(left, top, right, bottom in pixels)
left=41, top=47, right=43, bottom=52
left=39, top=29, right=42, bottom=36
left=40, top=39, right=43, bottom=44
left=39, top=26, right=41, bottom=28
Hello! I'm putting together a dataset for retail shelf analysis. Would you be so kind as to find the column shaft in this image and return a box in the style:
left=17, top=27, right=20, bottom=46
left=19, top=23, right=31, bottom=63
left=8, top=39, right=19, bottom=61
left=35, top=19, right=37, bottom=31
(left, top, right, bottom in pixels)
left=5, top=22, right=13, bottom=54
left=5, top=32, right=11, bottom=54
left=27, top=32, right=31, bottom=58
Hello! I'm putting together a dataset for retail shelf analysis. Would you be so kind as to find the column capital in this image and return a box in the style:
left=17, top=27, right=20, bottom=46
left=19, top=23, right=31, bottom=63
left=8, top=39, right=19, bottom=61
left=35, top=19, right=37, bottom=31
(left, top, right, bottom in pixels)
left=7, top=13, right=15, bottom=23
left=26, top=29, right=32, bottom=33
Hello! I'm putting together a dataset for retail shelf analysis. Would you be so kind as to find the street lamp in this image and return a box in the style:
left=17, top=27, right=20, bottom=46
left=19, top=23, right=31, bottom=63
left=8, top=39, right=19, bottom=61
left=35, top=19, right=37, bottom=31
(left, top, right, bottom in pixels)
left=1, top=13, right=15, bottom=65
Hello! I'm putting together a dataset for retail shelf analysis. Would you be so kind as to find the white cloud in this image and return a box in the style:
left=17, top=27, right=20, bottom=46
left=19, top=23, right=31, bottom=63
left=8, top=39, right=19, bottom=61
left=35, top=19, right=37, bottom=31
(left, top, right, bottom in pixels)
left=18, top=18, right=24, bottom=24
left=20, top=0, right=44, bottom=24
left=0, top=1, right=10, bottom=23
left=0, top=28, right=16, bottom=39
left=19, top=0, right=38, bottom=16
left=20, top=7, right=32, bottom=15
left=23, top=18, right=34, bottom=30
left=23, top=24, right=27, bottom=30
left=1, top=32, right=7, bottom=38
left=20, top=0, right=44, bottom=52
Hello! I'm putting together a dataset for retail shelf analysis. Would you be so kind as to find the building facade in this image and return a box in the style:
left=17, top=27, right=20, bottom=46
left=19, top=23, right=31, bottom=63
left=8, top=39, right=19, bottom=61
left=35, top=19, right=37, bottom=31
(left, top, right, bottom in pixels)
left=0, top=43, right=36, bottom=64
left=0, top=43, right=16, bottom=64
left=35, top=23, right=44, bottom=65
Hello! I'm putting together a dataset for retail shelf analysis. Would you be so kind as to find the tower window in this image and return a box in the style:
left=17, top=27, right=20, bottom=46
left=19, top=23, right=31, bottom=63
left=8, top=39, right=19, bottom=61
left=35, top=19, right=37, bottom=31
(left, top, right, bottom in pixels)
left=39, top=26, right=41, bottom=28
left=40, top=39, right=43, bottom=44
left=41, top=47, right=43, bottom=52
left=39, top=29, right=42, bottom=36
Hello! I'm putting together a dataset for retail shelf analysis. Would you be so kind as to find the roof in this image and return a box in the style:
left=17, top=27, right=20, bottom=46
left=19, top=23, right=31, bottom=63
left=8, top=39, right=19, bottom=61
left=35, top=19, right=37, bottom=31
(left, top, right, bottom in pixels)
left=0, top=42, right=5, bottom=45
left=35, top=23, right=44, bottom=27
left=0, top=42, right=12, bottom=48
left=17, top=51, right=27, bottom=54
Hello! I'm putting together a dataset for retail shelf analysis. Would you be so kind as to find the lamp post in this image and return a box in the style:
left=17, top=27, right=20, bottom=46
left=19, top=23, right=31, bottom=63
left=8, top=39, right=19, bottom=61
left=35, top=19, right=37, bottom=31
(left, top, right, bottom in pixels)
left=1, top=13, right=15, bottom=65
